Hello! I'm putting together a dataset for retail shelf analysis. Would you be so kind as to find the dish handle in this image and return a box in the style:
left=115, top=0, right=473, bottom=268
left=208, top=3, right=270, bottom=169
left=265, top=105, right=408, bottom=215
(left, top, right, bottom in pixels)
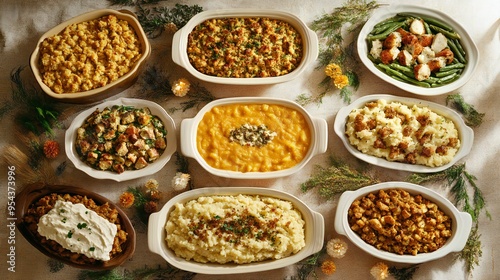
left=180, top=118, right=196, bottom=158
left=312, top=117, right=328, bottom=156
left=305, top=26, right=319, bottom=61
left=311, top=211, right=325, bottom=253
left=334, top=190, right=354, bottom=235
left=450, top=211, right=473, bottom=252
left=171, top=30, right=183, bottom=66
left=147, top=212, right=163, bottom=256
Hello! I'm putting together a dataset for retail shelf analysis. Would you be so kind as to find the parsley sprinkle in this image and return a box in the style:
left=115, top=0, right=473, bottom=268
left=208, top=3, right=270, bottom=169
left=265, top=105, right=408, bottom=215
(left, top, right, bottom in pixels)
left=89, top=247, right=95, bottom=252
left=67, top=230, right=73, bottom=238
left=77, top=222, right=87, bottom=229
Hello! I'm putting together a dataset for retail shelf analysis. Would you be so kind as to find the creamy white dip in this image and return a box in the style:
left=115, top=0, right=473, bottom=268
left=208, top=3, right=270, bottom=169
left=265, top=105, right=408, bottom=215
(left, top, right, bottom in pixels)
left=37, top=200, right=117, bottom=261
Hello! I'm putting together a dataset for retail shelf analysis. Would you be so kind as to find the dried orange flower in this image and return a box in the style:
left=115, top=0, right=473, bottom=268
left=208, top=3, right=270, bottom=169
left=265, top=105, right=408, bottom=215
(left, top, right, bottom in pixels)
left=148, top=189, right=162, bottom=201
left=172, top=78, right=190, bottom=97
left=326, top=238, right=348, bottom=258
left=370, top=262, right=389, bottom=280
left=119, top=192, right=135, bottom=208
left=321, top=260, right=337, bottom=275
left=43, top=140, right=60, bottom=159
left=333, top=74, right=349, bottom=89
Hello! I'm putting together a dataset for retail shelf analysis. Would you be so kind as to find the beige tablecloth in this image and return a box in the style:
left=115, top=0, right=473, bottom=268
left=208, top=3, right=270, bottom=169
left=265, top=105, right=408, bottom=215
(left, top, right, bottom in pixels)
left=1, top=0, right=499, bottom=279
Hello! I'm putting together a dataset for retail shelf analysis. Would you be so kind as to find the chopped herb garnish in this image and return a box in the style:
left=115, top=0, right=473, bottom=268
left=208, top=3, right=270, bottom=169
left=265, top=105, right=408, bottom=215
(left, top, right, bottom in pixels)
left=229, top=123, right=277, bottom=147
left=89, top=247, right=95, bottom=252
left=77, top=222, right=87, bottom=229
left=67, top=230, right=73, bottom=238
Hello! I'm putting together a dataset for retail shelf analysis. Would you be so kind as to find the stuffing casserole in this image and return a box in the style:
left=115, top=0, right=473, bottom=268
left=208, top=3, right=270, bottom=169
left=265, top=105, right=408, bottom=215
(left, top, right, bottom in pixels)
left=187, top=17, right=303, bottom=78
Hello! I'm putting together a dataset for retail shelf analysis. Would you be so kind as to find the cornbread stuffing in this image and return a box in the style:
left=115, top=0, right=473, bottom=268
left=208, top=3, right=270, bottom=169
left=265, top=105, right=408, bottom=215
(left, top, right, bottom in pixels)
left=348, top=189, right=452, bottom=255
left=187, top=17, right=303, bottom=78
left=345, top=99, right=460, bottom=167
left=39, top=15, right=142, bottom=93
left=165, top=194, right=306, bottom=264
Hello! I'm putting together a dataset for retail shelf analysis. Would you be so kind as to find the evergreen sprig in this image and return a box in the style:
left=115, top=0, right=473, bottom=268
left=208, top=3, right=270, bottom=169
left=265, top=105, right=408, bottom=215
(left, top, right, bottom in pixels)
left=137, top=4, right=203, bottom=38
left=301, top=157, right=379, bottom=200
left=306, top=0, right=380, bottom=104
left=446, top=93, right=485, bottom=127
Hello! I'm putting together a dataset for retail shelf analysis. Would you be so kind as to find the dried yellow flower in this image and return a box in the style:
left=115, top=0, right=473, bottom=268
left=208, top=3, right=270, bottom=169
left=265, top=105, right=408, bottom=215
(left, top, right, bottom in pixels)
left=333, top=74, right=349, bottom=89
left=171, top=78, right=190, bottom=97
left=326, top=238, right=348, bottom=258
left=370, top=262, right=389, bottom=280
left=164, top=22, right=178, bottom=34
left=325, top=63, right=342, bottom=78
left=321, top=260, right=337, bottom=275
left=145, top=179, right=159, bottom=190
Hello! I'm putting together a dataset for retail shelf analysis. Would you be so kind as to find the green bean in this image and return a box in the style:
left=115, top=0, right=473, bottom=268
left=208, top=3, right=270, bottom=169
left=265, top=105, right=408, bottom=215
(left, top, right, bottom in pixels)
left=378, top=63, right=431, bottom=88
left=370, top=20, right=405, bottom=35
left=423, top=21, right=432, bottom=35
left=389, top=63, right=414, bottom=77
left=366, top=21, right=406, bottom=40
left=373, top=15, right=407, bottom=28
left=435, top=69, right=459, bottom=78
left=447, top=39, right=467, bottom=63
left=429, top=24, right=461, bottom=39
left=431, top=73, right=460, bottom=87
left=439, top=62, right=465, bottom=72
left=453, top=38, right=466, bottom=57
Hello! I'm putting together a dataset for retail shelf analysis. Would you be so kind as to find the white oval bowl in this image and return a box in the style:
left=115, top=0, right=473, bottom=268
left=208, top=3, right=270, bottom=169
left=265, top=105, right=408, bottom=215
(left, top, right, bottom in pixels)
left=30, top=9, right=151, bottom=103
left=180, top=97, right=328, bottom=179
left=334, top=181, right=472, bottom=263
left=65, top=97, right=177, bottom=182
left=357, top=4, right=479, bottom=96
left=148, top=187, right=324, bottom=274
left=172, top=9, right=318, bottom=85
left=333, top=94, right=473, bottom=173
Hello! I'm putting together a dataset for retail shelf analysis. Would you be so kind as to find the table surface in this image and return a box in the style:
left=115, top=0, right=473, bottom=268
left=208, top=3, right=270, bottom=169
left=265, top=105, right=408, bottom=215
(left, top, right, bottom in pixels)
left=1, top=0, right=499, bottom=279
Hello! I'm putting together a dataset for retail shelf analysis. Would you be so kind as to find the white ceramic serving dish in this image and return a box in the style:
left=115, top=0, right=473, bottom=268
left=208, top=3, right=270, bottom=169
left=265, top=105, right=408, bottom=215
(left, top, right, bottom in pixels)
left=148, top=187, right=325, bottom=274
left=30, top=9, right=151, bottom=103
left=357, top=4, right=479, bottom=96
left=333, top=94, right=473, bottom=173
left=335, top=181, right=472, bottom=263
left=172, top=9, right=318, bottom=85
left=180, top=97, right=328, bottom=179
left=65, top=98, right=177, bottom=182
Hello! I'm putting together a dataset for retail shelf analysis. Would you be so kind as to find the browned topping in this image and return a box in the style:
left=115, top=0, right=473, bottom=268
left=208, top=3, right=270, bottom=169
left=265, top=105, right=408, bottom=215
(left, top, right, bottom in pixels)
left=348, top=189, right=452, bottom=256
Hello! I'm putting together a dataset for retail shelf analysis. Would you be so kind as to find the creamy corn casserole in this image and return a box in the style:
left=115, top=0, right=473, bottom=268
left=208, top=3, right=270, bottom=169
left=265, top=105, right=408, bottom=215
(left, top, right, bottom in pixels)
left=75, top=105, right=168, bottom=173
left=39, top=15, right=142, bottom=93
left=187, top=17, right=303, bottom=78
left=23, top=193, right=128, bottom=265
left=165, top=194, right=306, bottom=264
left=348, top=189, right=452, bottom=255
left=345, top=99, right=460, bottom=167
left=196, top=103, right=311, bottom=172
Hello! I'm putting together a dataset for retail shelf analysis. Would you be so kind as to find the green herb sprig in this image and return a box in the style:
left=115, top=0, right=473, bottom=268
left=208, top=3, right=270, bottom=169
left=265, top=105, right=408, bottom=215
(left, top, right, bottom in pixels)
left=5, top=67, right=61, bottom=137
left=301, top=157, right=379, bottom=200
left=299, top=0, right=380, bottom=104
left=77, top=264, right=196, bottom=280
left=446, top=93, right=485, bottom=127
left=290, top=249, right=324, bottom=280
left=137, top=4, right=203, bottom=38
left=389, top=265, right=419, bottom=280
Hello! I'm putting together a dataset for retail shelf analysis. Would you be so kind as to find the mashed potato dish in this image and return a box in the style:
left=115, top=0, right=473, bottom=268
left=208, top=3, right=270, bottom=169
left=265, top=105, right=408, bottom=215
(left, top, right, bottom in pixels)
left=165, top=194, right=306, bottom=264
left=345, top=99, right=460, bottom=167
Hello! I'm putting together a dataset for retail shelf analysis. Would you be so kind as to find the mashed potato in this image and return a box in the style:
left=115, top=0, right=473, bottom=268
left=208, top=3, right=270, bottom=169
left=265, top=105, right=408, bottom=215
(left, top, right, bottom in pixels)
left=345, top=99, right=460, bottom=167
left=165, top=194, right=305, bottom=264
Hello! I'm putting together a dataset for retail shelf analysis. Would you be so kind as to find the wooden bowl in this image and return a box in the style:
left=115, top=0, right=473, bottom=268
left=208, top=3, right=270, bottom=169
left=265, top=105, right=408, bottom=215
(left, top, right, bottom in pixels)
left=15, top=182, right=136, bottom=270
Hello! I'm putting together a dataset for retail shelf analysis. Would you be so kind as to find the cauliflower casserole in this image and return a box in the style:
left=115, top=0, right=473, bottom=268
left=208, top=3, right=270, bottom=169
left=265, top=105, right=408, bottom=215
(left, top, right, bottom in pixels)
left=165, top=194, right=306, bottom=264
left=345, top=99, right=460, bottom=167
